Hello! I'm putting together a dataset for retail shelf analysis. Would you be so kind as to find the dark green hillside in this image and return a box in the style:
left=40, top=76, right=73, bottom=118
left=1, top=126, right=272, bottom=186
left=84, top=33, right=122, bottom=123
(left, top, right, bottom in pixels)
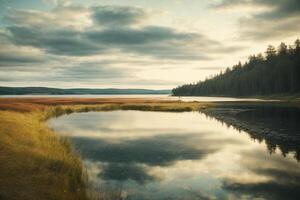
left=0, top=87, right=171, bottom=95
left=173, top=39, right=300, bottom=97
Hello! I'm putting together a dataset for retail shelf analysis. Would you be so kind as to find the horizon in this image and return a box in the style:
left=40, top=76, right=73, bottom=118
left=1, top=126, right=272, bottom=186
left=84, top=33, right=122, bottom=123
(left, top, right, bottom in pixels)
left=0, top=86, right=171, bottom=90
left=0, top=0, right=299, bottom=89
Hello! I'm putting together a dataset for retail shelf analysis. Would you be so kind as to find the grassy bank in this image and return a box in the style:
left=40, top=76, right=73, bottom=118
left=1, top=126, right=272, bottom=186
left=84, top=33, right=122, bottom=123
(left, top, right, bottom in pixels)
left=0, top=110, right=87, bottom=200
left=0, top=98, right=209, bottom=200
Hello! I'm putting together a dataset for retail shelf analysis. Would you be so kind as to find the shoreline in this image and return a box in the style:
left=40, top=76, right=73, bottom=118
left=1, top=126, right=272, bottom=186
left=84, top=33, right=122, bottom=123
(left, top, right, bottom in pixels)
left=0, top=98, right=209, bottom=200
left=201, top=103, right=300, bottom=161
left=0, top=98, right=299, bottom=199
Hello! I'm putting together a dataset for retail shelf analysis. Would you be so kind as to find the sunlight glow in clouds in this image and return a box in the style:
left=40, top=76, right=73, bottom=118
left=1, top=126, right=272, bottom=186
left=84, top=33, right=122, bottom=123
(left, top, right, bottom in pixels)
left=0, top=0, right=299, bottom=88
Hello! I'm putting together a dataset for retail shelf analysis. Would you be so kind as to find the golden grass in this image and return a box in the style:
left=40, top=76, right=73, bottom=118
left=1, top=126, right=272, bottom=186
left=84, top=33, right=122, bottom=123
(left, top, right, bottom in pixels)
left=0, top=98, right=212, bottom=200
left=0, top=110, right=88, bottom=200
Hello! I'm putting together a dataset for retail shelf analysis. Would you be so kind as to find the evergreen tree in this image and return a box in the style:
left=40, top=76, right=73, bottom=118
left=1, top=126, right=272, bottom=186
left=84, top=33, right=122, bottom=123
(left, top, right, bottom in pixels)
left=172, top=39, right=300, bottom=97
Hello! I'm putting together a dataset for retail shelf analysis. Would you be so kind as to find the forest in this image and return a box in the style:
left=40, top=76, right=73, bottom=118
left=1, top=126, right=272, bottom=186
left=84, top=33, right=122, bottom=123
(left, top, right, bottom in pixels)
left=0, top=87, right=170, bottom=95
left=172, top=39, right=300, bottom=97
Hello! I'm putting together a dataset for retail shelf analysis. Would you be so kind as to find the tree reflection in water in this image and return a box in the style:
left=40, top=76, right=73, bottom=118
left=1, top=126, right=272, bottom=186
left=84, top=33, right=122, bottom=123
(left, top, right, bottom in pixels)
left=202, top=105, right=300, bottom=162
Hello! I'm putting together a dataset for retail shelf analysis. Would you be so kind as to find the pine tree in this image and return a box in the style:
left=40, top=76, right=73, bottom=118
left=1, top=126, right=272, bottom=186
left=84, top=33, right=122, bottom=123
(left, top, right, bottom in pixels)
left=172, top=39, right=300, bottom=97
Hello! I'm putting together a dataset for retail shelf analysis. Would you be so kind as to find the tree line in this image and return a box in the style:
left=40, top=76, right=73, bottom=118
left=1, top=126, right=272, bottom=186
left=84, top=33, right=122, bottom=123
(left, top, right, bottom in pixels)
left=172, top=39, right=300, bottom=97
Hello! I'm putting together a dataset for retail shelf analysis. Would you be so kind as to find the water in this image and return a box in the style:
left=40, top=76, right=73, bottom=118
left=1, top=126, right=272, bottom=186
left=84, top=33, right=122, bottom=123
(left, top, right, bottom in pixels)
left=0, top=94, right=268, bottom=102
left=48, top=109, right=300, bottom=200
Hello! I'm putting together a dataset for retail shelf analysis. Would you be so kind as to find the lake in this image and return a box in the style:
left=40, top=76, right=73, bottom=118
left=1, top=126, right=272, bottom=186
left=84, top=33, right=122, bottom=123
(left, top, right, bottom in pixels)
left=0, top=94, right=269, bottom=102
left=48, top=109, right=300, bottom=200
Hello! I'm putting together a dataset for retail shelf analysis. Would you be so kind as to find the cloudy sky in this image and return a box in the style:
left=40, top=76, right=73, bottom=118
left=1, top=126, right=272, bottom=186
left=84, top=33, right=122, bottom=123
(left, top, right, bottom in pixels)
left=0, top=0, right=299, bottom=89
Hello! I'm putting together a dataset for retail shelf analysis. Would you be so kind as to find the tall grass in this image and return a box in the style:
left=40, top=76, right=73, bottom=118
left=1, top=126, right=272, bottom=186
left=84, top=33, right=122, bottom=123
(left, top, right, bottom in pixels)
left=0, top=110, right=88, bottom=200
left=44, top=102, right=207, bottom=119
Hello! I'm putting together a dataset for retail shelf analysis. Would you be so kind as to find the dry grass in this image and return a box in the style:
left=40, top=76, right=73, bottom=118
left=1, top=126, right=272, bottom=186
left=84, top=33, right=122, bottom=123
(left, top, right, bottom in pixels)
left=0, top=98, right=211, bottom=200
left=0, top=110, right=87, bottom=200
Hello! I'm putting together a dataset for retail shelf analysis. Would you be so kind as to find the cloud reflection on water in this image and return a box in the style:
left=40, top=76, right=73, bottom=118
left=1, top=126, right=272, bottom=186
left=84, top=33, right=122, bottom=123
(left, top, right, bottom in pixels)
left=49, top=110, right=300, bottom=200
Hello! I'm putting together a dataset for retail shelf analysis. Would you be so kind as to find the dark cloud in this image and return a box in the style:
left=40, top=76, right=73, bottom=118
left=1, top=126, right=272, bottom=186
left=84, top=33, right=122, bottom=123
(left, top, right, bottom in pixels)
left=6, top=26, right=104, bottom=56
left=71, top=134, right=216, bottom=166
left=99, top=163, right=154, bottom=183
left=214, top=0, right=300, bottom=40
left=0, top=51, right=44, bottom=66
left=87, top=26, right=195, bottom=45
left=0, top=4, right=245, bottom=86
left=92, top=6, right=147, bottom=26
left=223, top=168, right=300, bottom=200
left=5, top=24, right=219, bottom=59
left=220, top=147, right=300, bottom=200
left=214, top=0, right=300, bottom=17
left=86, top=26, right=214, bottom=60
left=3, top=5, right=242, bottom=59
left=69, top=134, right=219, bottom=183
left=253, top=0, right=300, bottom=20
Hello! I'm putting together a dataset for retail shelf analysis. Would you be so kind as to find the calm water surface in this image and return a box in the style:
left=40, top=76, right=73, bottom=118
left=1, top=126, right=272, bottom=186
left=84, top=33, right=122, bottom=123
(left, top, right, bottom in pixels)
left=0, top=94, right=267, bottom=102
left=49, top=110, right=300, bottom=200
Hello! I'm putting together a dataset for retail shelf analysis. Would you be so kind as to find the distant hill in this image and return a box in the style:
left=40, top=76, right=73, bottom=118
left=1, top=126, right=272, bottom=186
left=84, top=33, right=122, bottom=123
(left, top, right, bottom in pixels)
left=0, top=87, right=171, bottom=95
left=173, top=39, right=300, bottom=97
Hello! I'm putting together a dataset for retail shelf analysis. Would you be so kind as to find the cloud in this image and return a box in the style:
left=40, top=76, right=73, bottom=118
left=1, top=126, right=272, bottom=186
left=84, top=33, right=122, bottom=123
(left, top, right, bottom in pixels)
left=213, top=0, right=269, bottom=9
left=99, top=163, right=154, bottom=183
left=69, top=134, right=218, bottom=183
left=86, top=26, right=216, bottom=60
left=213, top=0, right=300, bottom=40
left=240, top=16, right=300, bottom=40
left=222, top=153, right=300, bottom=200
left=6, top=26, right=103, bottom=56
left=218, top=146, right=300, bottom=200
left=5, top=24, right=206, bottom=59
left=0, top=58, right=133, bottom=85
left=5, top=24, right=238, bottom=60
left=5, top=6, right=91, bottom=30
left=0, top=4, right=244, bottom=87
left=0, top=44, right=46, bottom=67
left=4, top=5, right=241, bottom=59
left=55, top=62, right=133, bottom=81
left=92, top=6, right=147, bottom=26
left=223, top=179, right=300, bottom=200
left=71, top=134, right=215, bottom=166
left=87, top=26, right=194, bottom=45
left=43, top=0, right=72, bottom=7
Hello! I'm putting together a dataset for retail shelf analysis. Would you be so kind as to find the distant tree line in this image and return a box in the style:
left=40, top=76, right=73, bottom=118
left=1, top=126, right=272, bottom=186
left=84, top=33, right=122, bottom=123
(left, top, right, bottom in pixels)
left=0, top=87, right=171, bottom=95
left=172, top=39, right=300, bottom=96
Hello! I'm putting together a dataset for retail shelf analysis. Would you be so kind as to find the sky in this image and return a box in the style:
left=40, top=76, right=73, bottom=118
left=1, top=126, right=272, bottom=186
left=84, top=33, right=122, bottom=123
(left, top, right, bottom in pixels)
left=0, top=0, right=299, bottom=89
